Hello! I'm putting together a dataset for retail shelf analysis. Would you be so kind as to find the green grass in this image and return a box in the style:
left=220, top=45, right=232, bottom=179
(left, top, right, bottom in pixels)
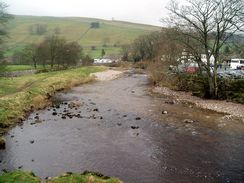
left=4, top=15, right=159, bottom=58
left=84, top=46, right=122, bottom=58
left=0, top=171, right=123, bottom=183
left=0, top=171, right=41, bottom=183
left=0, top=66, right=105, bottom=128
left=0, top=65, right=34, bottom=72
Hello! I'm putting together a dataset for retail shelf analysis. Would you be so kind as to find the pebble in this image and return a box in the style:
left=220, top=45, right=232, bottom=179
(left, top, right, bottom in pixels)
left=131, top=126, right=139, bottom=129
left=135, top=117, right=141, bottom=120
left=162, top=111, right=168, bottom=114
left=183, top=119, right=194, bottom=123
left=52, top=112, right=58, bottom=116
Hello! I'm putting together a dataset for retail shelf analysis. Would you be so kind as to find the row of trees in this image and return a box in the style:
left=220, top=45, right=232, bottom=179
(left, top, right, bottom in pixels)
left=126, top=0, right=244, bottom=99
left=13, top=35, right=83, bottom=69
left=166, top=0, right=244, bottom=98
left=29, top=24, right=61, bottom=35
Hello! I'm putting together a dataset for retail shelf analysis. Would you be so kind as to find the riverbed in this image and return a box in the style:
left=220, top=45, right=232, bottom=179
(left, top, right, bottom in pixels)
left=0, top=71, right=243, bottom=183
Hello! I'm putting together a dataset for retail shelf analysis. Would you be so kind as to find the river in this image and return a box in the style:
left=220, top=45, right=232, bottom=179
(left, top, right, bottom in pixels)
left=0, top=71, right=244, bottom=183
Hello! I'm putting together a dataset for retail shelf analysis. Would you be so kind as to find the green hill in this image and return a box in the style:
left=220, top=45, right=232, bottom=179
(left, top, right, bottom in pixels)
left=4, top=15, right=160, bottom=58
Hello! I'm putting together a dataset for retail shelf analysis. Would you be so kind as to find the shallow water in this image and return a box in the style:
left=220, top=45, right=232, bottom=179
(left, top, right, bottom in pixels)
left=0, top=71, right=244, bottom=183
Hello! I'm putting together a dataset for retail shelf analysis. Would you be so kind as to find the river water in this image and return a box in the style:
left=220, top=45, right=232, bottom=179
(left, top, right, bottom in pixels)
left=0, top=71, right=244, bottom=183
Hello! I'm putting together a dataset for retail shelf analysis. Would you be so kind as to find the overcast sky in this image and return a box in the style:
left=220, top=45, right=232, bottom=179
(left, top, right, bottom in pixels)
left=4, top=0, right=170, bottom=26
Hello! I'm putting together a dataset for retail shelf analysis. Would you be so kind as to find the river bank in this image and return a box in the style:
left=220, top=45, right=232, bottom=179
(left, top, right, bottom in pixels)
left=1, top=71, right=243, bottom=182
left=0, top=170, right=123, bottom=183
left=152, top=86, right=244, bottom=119
left=0, top=67, right=106, bottom=135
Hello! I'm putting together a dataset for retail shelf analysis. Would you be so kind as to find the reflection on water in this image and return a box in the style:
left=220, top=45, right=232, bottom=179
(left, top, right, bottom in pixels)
left=0, top=72, right=244, bottom=183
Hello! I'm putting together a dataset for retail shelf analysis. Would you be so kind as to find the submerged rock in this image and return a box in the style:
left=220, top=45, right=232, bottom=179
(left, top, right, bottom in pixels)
left=52, top=112, right=58, bottom=116
left=0, top=138, right=6, bottom=149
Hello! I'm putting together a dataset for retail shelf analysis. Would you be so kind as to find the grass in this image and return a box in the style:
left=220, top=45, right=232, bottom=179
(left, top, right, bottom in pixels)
left=84, top=46, right=122, bottom=58
left=0, top=65, right=35, bottom=72
left=0, top=171, right=41, bottom=183
left=0, top=66, right=105, bottom=129
left=5, top=15, right=159, bottom=58
left=0, top=171, right=123, bottom=183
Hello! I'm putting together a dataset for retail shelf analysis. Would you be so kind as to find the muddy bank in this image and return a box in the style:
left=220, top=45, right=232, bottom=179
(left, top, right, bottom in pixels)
left=152, top=86, right=244, bottom=119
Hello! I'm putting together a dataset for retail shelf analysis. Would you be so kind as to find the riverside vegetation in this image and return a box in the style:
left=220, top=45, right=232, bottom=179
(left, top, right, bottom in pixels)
left=0, top=171, right=123, bottom=183
left=0, top=66, right=105, bottom=133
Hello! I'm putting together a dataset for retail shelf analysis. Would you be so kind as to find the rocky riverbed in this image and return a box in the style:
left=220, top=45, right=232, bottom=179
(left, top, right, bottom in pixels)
left=152, top=86, right=244, bottom=119
left=0, top=70, right=243, bottom=183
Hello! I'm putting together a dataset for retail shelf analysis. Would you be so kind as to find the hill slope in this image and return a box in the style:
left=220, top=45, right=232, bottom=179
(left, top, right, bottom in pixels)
left=4, top=15, right=160, bottom=58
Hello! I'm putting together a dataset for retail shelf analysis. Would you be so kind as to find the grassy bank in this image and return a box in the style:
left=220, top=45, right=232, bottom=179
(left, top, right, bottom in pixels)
left=0, top=66, right=105, bottom=130
left=0, top=171, right=123, bottom=183
left=0, top=65, right=35, bottom=72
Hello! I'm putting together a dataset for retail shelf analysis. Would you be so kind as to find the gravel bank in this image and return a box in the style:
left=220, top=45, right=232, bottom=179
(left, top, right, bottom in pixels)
left=91, top=69, right=123, bottom=81
left=153, top=87, right=244, bottom=118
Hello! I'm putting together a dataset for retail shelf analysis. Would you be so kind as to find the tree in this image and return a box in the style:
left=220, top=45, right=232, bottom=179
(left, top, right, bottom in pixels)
left=101, top=49, right=106, bottom=57
left=166, top=0, right=244, bottom=98
left=82, top=55, right=93, bottom=66
left=23, top=44, right=38, bottom=68
left=43, top=35, right=65, bottom=69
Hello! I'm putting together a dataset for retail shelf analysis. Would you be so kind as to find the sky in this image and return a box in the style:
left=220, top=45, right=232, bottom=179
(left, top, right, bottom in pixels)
left=4, top=0, right=170, bottom=26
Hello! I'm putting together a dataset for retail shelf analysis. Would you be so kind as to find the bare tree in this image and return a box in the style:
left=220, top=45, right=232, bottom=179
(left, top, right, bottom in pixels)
left=166, top=0, right=244, bottom=98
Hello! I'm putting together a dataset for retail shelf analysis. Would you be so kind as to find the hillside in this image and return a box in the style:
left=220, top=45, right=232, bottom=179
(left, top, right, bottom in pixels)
left=4, top=15, right=160, bottom=58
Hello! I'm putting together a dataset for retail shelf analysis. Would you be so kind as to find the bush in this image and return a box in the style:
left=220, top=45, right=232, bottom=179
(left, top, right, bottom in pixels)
left=133, top=61, right=148, bottom=70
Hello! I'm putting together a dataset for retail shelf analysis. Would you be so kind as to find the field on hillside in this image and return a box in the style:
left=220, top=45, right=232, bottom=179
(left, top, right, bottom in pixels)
left=5, top=15, right=159, bottom=58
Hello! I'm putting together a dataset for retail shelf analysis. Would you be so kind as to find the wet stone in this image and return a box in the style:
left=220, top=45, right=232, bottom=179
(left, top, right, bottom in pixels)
left=0, top=138, right=6, bottom=149
left=183, top=119, right=194, bottom=123
left=165, top=100, right=175, bottom=105
left=162, top=111, right=168, bottom=114
left=131, top=126, right=139, bottom=129
left=52, top=112, right=58, bottom=116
